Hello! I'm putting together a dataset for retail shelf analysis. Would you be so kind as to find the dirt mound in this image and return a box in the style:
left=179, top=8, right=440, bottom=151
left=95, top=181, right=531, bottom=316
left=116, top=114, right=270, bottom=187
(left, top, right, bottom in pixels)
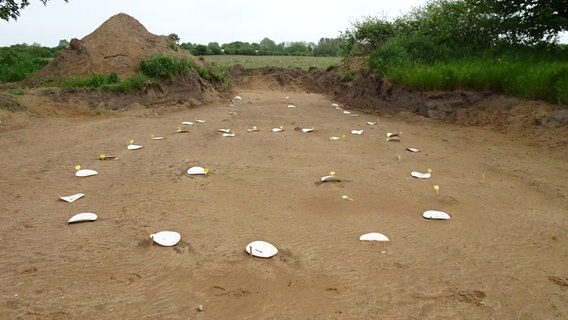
left=27, top=13, right=200, bottom=83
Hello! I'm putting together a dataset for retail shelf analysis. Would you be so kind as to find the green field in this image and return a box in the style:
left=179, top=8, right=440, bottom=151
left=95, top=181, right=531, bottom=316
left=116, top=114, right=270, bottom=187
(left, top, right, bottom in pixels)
left=203, top=55, right=342, bottom=70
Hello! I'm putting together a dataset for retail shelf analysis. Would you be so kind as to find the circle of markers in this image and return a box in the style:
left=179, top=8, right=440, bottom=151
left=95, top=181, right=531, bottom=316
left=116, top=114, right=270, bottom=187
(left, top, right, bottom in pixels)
left=59, top=96, right=453, bottom=259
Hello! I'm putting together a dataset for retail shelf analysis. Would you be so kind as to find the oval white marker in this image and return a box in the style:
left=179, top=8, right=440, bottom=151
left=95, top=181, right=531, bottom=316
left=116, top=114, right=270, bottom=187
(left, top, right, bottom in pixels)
left=386, top=136, right=400, bottom=142
left=329, top=136, right=341, bottom=141
left=285, top=96, right=291, bottom=99
left=75, top=169, right=98, bottom=177
left=343, top=111, right=351, bottom=115
left=68, top=212, right=97, bottom=224
left=407, top=147, right=420, bottom=153
left=320, top=175, right=341, bottom=182
left=127, top=144, right=143, bottom=150
left=411, top=171, right=431, bottom=179
left=288, top=105, right=296, bottom=109
left=350, top=114, right=360, bottom=117
left=272, top=127, right=283, bottom=132
left=234, top=96, right=242, bottom=100
left=218, top=128, right=231, bottom=133
left=351, top=130, right=364, bottom=135
left=195, top=119, right=206, bottom=123
left=152, top=136, right=165, bottom=140
left=247, top=127, right=259, bottom=132
left=423, top=210, right=451, bottom=220
left=223, top=132, right=235, bottom=137
left=367, top=122, right=377, bottom=126
left=228, top=112, right=238, bottom=115
left=331, top=103, right=339, bottom=107
left=187, top=166, right=208, bottom=175
left=182, top=121, right=193, bottom=125
left=59, top=193, right=84, bottom=203
left=245, top=240, right=278, bottom=258
left=386, top=132, right=399, bottom=137
left=301, top=128, right=314, bottom=133
left=359, top=233, right=390, bottom=241
left=150, top=231, right=181, bottom=247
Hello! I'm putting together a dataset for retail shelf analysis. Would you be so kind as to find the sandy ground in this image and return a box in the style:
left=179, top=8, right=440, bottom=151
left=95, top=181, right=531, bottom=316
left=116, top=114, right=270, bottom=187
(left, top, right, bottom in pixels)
left=1, top=88, right=567, bottom=320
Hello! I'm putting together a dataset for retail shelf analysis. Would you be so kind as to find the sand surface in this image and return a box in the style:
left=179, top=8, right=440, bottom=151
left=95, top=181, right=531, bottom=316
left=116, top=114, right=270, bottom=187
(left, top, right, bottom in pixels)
left=1, top=89, right=567, bottom=319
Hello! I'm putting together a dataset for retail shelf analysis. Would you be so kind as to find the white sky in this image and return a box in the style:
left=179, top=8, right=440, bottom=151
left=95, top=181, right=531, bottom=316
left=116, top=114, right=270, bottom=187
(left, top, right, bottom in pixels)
left=0, top=0, right=428, bottom=47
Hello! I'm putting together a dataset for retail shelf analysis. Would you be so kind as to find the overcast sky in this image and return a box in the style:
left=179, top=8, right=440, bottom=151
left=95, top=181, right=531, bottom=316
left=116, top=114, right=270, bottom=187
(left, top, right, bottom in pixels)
left=0, top=0, right=429, bottom=47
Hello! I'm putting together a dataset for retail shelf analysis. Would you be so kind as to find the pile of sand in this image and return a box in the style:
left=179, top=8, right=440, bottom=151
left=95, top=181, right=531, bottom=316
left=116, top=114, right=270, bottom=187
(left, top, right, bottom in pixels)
left=28, top=13, right=200, bottom=82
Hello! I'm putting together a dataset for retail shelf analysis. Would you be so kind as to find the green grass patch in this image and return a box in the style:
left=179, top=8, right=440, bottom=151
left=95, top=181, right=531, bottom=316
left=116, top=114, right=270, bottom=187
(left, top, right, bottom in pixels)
left=376, top=56, right=568, bottom=105
left=140, top=54, right=229, bottom=85
left=203, top=55, right=342, bottom=70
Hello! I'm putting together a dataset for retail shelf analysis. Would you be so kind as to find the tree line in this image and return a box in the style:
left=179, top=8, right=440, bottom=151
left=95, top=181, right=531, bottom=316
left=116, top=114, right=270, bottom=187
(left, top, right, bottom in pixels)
left=176, top=37, right=344, bottom=57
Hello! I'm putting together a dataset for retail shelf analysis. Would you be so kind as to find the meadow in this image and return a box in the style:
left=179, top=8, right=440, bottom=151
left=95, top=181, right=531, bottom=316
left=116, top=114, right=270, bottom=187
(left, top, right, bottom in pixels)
left=203, top=55, right=342, bottom=70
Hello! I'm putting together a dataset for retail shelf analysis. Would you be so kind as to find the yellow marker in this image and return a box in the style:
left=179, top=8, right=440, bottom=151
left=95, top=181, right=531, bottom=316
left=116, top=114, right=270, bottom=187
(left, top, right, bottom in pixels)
left=330, top=171, right=336, bottom=176
left=427, top=168, right=432, bottom=173
left=434, top=185, right=440, bottom=194
left=279, top=125, right=283, bottom=129
left=253, top=126, right=257, bottom=130
left=204, top=168, right=210, bottom=174
left=99, top=153, right=106, bottom=160
left=399, top=131, right=403, bottom=136
left=342, top=134, right=346, bottom=139
left=151, top=134, right=155, bottom=138
left=129, top=139, right=134, bottom=145
left=75, top=165, right=81, bottom=171
left=397, top=155, right=401, bottom=161
left=482, top=173, right=485, bottom=181
left=342, top=195, right=354, bottom=201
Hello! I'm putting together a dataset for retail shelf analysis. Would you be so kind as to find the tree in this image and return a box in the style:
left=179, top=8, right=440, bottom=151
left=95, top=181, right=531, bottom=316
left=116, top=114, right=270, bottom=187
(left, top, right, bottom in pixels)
left=259, top=37, right=277, bottom=55
left=1, top=0, right=68, bottom=21
left=57, top=39, right=69, bottom=49
left=207, top=42, right=222, bottom=55
left=468, top=0, right=568, bottom=45
left=340, top=16, right=395, bottom=55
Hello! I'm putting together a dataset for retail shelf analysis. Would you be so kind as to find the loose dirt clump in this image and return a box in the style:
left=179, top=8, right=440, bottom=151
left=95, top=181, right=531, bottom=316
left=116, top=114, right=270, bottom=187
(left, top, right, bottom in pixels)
left=27, top=13, right=201, bottom=83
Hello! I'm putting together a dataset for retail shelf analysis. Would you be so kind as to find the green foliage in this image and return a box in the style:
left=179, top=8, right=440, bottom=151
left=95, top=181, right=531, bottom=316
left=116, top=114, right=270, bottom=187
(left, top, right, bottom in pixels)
left=1, top=0, right=68, bottom=21
left=140, top=54, right=228, bottom=85
left=61, top=73, right=148, bottom=92
left=340, top=16, right=395, bottom=55
left=0, top=43, right=56, bottom=82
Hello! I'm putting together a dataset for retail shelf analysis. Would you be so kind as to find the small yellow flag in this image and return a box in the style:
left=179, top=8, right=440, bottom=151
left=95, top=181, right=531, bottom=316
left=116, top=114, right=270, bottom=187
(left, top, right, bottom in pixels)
left=204, top=168, right=209, bottom=174
left=427, top=168, right=432, bottom=173
left=434, top=185, right=440, bottom=193
left=99, top=153, right=106, bottom=160
left=330, top=171, right=336, bottom=176
left=75, top=165, right=81, bottom=171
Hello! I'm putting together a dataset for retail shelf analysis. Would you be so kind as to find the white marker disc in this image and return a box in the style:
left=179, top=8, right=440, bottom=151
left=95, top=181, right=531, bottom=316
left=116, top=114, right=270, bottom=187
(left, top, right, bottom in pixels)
left=285, top=96, right=291, bottom=99
left=367, top=122, right=377, bottom=126
left=75, top=169, right=98, bottom=177
left=127, top=144, right=143, bottom=150
left=187, top=166, right=207, bottom=175
left=351, top=130, right=364, bottom=135
left=386, top=136, right=401, bottom=142
left=245, top=240, right=278, bottom=258
left=195, top=119, right=206, bottom=123
left=331, top=103, right=339, bottom=107
left=68, top=212, right=97, bottom=224
left=152, top=136, right=165, bottom=140
left=411, top=171, right=431, bottom=179
left=301, top=128, right=314, bottom=133
left=228, top=112, right=238, bottom=115
left=329, top=136, right=341, bottom=141
left=247, top=128, right=260, bottom=132
left=218, top=128, right=231, bottom=133
left=320, top=175, right=341, bottom=182
left=288, top=105, right=296, bottom=108
left=223, top=132, right=235, bottom=137
left=59, top=193, right=84, bottom=203
left=407, top=147, right=420, bottom=153
left=272, top=128, right=283, bottom=132
left=182, top=121, right=193, bottom=125
left=350, top=114, right=360, bottom=117
left=359, top=232, right=390, bottom=242
left=343, top=111, right=351, bottom=115
left=386, top=132, right=399, bottom=137
left=234, top=96, right=242, bottom=100
left=335, top=107, right=343, bottom=110
left=150, top=231, right=181, bottom=247
left=423, top=210, right=451, bottom=220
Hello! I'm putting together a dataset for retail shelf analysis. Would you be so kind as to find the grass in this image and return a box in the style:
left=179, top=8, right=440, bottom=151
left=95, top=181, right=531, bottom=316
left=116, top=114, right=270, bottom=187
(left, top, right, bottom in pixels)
left=380, top=56, right=568, bottom=105
left=203, top=55, right=342, bottom=70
